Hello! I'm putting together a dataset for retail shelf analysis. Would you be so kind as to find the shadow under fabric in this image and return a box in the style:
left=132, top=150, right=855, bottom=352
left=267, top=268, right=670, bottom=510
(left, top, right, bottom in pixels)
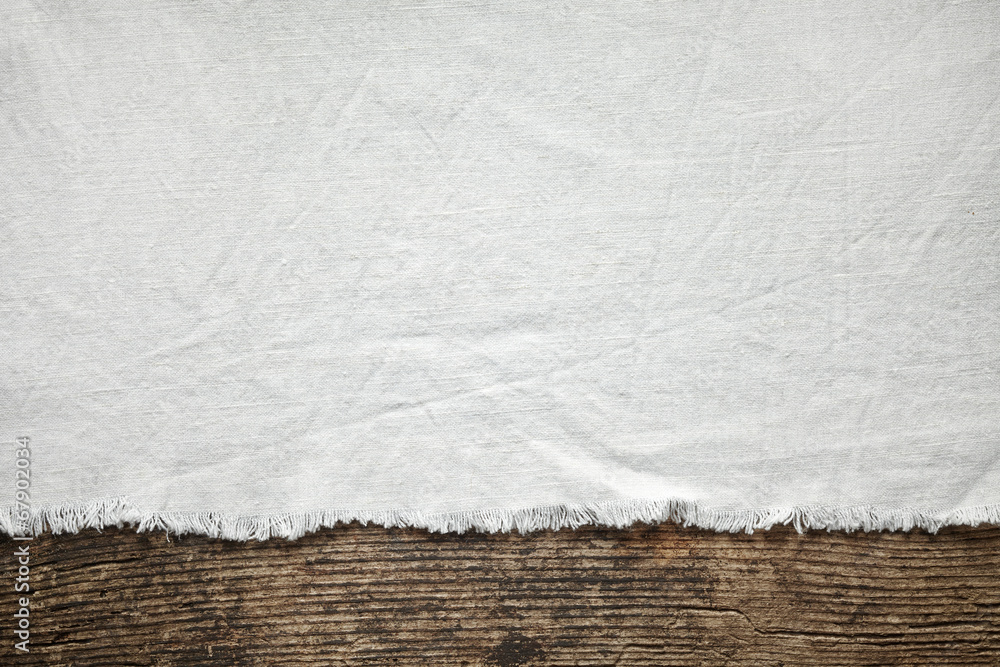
left=2, top=0, right=998, bottom=539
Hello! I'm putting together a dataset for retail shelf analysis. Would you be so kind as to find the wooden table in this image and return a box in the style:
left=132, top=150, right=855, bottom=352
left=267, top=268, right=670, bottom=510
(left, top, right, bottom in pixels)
left=2, top=523, right=999, bottom=665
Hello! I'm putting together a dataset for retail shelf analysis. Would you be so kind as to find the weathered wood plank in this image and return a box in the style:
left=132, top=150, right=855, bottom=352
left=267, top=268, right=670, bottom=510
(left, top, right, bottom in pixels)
left=2, top=524, right=999, bottom=665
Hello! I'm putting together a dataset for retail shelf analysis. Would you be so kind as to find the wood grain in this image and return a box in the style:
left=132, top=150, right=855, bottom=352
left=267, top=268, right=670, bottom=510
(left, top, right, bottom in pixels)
left=2, top=523, right=999, bottom=665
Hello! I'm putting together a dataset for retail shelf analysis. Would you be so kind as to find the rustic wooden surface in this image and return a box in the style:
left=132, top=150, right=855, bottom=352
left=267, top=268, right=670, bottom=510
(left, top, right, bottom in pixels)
left=2, top=523, right=999, bottom=666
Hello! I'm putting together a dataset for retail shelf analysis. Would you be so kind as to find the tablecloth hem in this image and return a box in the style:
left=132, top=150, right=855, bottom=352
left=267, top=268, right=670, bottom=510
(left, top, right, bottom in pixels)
left=2, top=497, right=997, bottom=541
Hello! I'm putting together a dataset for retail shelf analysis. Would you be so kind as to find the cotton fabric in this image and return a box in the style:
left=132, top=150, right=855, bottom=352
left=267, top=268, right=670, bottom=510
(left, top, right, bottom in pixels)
left=2, top=0, right=998, bottom=538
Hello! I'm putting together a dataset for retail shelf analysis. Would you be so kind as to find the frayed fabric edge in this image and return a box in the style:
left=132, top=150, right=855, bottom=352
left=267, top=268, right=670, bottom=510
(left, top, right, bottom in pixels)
left=1, top=497, right=998, bottom=541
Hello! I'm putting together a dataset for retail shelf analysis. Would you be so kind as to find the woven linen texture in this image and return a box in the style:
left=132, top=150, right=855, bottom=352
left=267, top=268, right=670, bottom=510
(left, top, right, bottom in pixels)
left=2, top=0, right=998, bottom=538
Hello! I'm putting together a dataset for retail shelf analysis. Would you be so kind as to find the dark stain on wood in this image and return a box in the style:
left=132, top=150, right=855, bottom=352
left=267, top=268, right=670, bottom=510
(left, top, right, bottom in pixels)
left=2, top=523, right=1000, bottom=665
left=485, top=632, right=544, bottom=666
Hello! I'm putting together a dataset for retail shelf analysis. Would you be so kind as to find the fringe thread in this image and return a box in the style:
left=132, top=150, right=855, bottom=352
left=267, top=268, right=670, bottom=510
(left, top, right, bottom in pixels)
left=1, top=497, right=998, bottom=541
